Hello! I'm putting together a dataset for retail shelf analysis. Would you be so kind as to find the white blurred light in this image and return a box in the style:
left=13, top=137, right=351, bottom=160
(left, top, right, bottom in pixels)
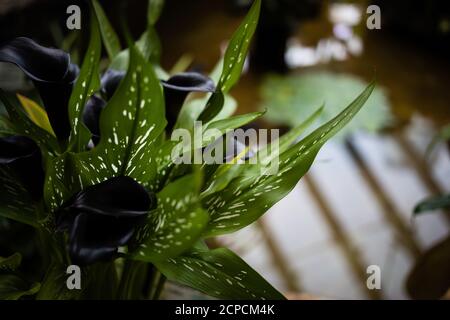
left=346, top=36, right=363, bottom=56
left=329, top=3, right=362, bottom=26
left=333, top=23, right=353, bottom=40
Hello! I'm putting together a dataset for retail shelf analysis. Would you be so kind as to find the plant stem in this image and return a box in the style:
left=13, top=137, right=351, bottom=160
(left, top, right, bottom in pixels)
left=117, top=259, right=133, bottom=299
left=148, top=270, right=166, bottom=300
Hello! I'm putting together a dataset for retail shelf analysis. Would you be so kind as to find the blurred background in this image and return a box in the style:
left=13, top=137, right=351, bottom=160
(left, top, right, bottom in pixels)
left=1, top=0, right=450, bottom=299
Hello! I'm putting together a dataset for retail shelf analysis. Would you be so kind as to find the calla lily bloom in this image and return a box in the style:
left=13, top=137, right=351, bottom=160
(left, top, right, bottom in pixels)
left=0, top=37, right=79, bottom=139
left=56, top=176, right=156, bottom=265
left=82, top=95, right=106, bottom=146
left=0, top=135, right=44, bottom=199
left=161, top=72, right=215, bottom=131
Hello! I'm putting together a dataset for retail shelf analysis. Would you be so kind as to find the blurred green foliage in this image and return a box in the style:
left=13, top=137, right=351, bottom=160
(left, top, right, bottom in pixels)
left=260, top=71, right=392, bottom=139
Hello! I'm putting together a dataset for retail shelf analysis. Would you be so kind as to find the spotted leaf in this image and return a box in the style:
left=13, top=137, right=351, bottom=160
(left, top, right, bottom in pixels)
left=155, top=247, right=285, bottom=300
left=68, top=11, right=101, bottom=151
left=257, top=105, right=324, bottom=163
left=197, top=0, right=260, bottom=122
left=72, top=45, right=166, bottom=190
left=217, top=0, right=260, bottom=93
left=133, top=174, right=209, bottom=262
left=43, top=153, right=75, bottom=212
left=92, top=0, right=121, bottom=60
left=203, top=83, right=374, bottom=236
left=202, top=111, right=263, bottom=145
left=45, top=47, right=166, bottom=211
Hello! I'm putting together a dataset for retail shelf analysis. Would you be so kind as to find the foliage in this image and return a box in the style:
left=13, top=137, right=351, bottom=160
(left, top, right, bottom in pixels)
left=0, top=0, right=373, bottom=300
left=260, top=71, right=390, bottom=139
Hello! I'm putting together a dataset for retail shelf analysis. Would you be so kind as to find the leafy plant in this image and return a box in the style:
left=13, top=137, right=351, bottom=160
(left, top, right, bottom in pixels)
left=0, top=0, right=373, bottom=300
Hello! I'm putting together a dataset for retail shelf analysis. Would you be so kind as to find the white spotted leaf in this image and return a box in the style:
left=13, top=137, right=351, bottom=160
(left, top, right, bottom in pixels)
left=68, top=12, right=101, bottom=151
left=92, top=0, right=121, bottom=60
left=197, top=0, right=260, bottom=122
left=73, top=45, right=166, bottom=188
left=45, top=46, right=166, bottom=211
left=217, top=0, right=260, bottom=93
left=257, top=105, right=324, bottom=163
left=202, top=111, right=263, bottom=145
left=203, top=83, right=374, bottom=236
left=155, top=247, right=285, bottom=300
left=133, top=174, right=209, bottom=262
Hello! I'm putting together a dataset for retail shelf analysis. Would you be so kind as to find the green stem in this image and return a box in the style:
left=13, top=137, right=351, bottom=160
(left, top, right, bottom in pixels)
left=148, top=270, right=166, bottom=300
left=117, top=259, right=133, bottom=299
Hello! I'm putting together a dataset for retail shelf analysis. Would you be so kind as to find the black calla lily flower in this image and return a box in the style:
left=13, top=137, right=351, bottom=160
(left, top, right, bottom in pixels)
left=82, top=95, right=106, bottom=146
left=0, top=37, right=79, bottom=139
left=0, top=135, right=44, bottom=199
left=100, top=69, right=126, bottom=101
left=99, top=70, right=215, bottom=131
left=56, top=176, right=156, bottom=265
left=162, top=72, right=215, bottom=131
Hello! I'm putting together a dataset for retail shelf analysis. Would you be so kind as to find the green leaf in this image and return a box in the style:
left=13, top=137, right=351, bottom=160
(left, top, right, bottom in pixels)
left=17, top=94, right=54, bottom=136
left=257, top=105, right=324, bottom=163
left=200, top=108, right=320, bottom=199
left=36, top=262, right=81, bottom=300
left=155, top=247, right=285, bottom=300
left=68, top=11, right=101, bottom=151
left=109, top=49, right=129, bottom=71
left=0, top=274, right=40, bottom=300
left=217, top=0, right=260, bottom=92
left=201, top=164, right=244, bottom=199
left=148, top=0, right=165, bottom=26
left=203, top=111, right=263, bottom=145
left=43, top=153, right=74, bottom=212
left=0, top=253, right=22, bottom=272
left=136, top=28, right=161, bottom=64
left=414, top=194, right=450, bottom=215
left=175, top=93, right=237, bottom=131
left=149, top=140, right=178, bottom=191
left=109, top=29, right=162, bottom=70
left=0, top=167, right=38, bottom=227
left=133, top=174, right=209, bottom=262
left=197, top=91, right=224, bottom=124
left=47, top=47, right=167, bottom=210
left=0, top=114, right=17, bottom=137
left=202, top=82, right=375, bottom=236
left=0, top=90, right=59, bottom=155
left=92, top=0, right=121, bottom=60
left=197, top=0, right=260, bottom=122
